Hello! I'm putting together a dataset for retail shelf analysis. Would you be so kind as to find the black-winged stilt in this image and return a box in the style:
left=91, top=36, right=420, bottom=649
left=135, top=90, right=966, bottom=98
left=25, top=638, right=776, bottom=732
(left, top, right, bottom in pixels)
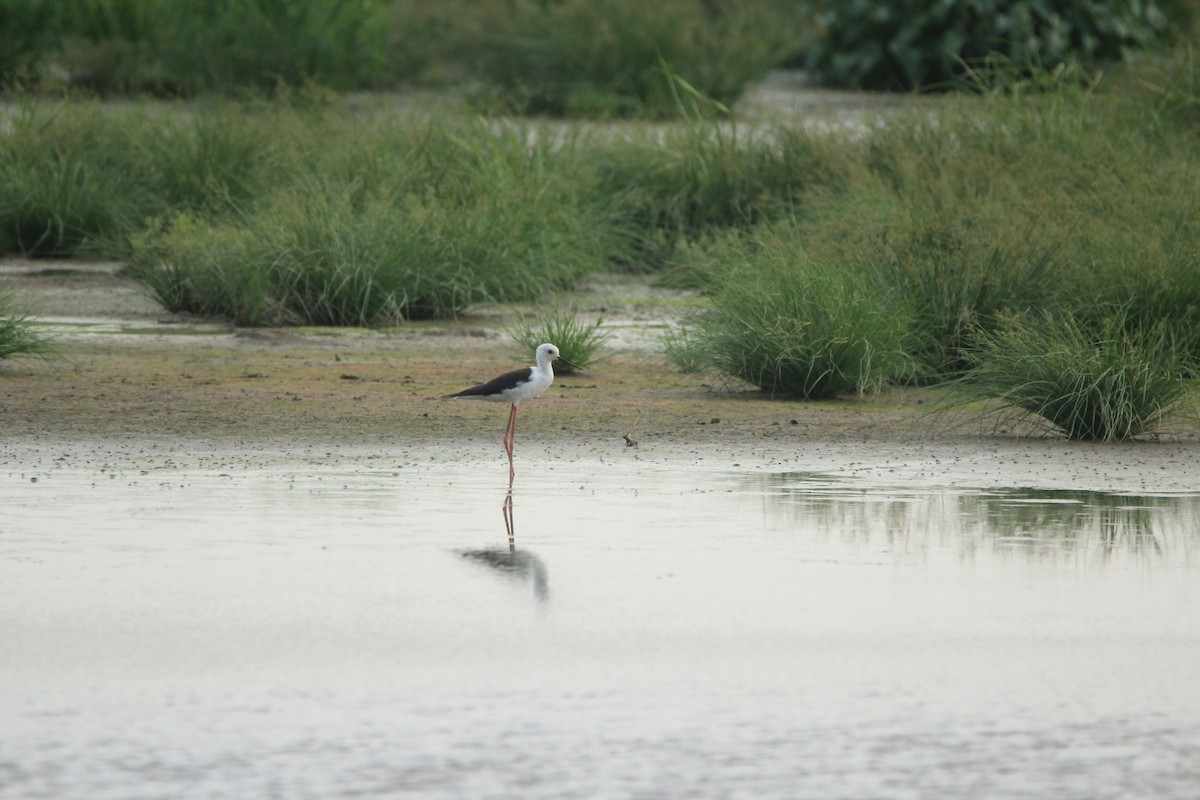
left=443, top=343, right=579, bottom=483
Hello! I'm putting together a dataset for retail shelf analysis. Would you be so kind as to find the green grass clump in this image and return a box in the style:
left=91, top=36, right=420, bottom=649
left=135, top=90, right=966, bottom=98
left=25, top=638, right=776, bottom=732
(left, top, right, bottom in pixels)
left=954, top=312, right=1196, bottom=441
left=0, top=101, right=153, bottom=256
left=794, top=67, right=1200, bottom=378
left=0, top=98, right=294, bottom=257
left=506, top=305, right=611, bottom=374
left=128, top=121, right=618, bottom=326
left=136, top=106, right=282, bottom=217
left=0, top=293, right=52, bottom=360
left=669, top=225, right=912, bottom=399
left=127, top=213, right=274, bottom=326
left=462, top=0, right=799, bottom=118
left=866, top=200, right=1068, bottom=377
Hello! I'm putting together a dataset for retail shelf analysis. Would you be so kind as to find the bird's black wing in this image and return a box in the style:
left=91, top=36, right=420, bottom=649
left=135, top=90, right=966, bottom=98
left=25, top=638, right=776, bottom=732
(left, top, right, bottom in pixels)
left=442, top=367, right=533, bottom=399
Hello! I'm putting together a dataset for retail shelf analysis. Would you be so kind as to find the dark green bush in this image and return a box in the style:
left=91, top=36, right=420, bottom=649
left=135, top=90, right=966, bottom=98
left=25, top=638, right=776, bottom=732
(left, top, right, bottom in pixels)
left=806, top=0, right=1171, bottom=91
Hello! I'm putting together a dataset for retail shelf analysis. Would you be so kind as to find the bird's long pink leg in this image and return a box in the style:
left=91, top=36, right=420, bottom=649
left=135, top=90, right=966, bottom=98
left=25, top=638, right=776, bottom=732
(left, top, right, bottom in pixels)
left=504, top=404, right=518, bottom=484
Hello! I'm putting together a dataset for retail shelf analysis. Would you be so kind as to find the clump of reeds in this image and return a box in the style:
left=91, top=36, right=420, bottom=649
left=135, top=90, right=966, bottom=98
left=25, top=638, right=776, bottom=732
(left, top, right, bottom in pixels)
left=667, top=225, right=912, bottom=399
left=0, top=100, right=152, bottom=256
left=126, top=213, right=278, bottom=327
left=0, top=294, right=52, bottom=360
left=128, top=120, right=619, bottom=326
left=953, top=311, right=1196, bottom=441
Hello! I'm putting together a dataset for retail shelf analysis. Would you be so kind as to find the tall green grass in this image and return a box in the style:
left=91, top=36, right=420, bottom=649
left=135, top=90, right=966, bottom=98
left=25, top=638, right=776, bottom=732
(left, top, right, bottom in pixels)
left=0, top=295, right=51, bottom=360
left=591, top=120, right=857, bottom=269
left=0, top=97, right=301, bottom=256
left=6, top=0, right=804, bottom=101
left=3, top=35, right=1200, bottom=417
left=668, top=225, right=912, bottom=399
left=790, top=66, right=1200, bottom=377
left=127, top=120, right=620, bottom=325
left=127, top=213, right=274, bottom=325
left=136, top=106, right=281, bottom=216
left=0, top=100, right=153, bottom=255
left=954, top=312, right=1195, bottom=441
left=660, top=58, right=1199, bottom=426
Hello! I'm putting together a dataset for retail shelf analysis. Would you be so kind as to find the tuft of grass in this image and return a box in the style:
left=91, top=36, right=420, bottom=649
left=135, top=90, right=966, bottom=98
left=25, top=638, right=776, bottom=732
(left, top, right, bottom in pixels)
left=662, top=325, right=707, bottom=374
left=669, top=225, right=913, bottom=399
left=0, top=293, right=52, bottom=360
left=127, top=213, right=276, bottom=326
left=952, top=311, right=1196, bottom=441
left=505, top=305, right=611, bottom=374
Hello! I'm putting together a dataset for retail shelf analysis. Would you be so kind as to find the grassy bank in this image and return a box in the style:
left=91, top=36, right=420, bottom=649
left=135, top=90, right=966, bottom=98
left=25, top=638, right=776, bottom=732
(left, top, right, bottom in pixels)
left=2, top=46, right=1198, bottom=437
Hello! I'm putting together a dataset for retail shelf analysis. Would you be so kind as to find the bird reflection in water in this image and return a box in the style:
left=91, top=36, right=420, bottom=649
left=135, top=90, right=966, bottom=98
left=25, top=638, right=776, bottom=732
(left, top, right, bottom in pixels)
left=459, top=488, right=549, bottom=602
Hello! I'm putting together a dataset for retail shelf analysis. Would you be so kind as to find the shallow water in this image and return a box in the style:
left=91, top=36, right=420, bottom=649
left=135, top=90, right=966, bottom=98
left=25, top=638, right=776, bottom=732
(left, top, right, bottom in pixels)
left=3, top=445, right=1200, bottom=799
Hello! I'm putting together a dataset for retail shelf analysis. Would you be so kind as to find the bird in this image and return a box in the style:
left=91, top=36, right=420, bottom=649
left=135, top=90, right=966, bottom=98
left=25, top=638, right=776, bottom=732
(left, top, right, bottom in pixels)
left=442, top=343, right=580, bottom=483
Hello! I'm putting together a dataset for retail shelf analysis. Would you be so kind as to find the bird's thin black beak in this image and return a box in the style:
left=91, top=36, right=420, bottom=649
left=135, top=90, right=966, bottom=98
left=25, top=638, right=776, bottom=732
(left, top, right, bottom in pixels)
left=556, top=356, right=583, bottom=373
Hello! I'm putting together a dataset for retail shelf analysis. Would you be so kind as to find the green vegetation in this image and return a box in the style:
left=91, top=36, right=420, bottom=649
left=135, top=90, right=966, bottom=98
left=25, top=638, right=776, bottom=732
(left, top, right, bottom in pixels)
left=125, top=118, right=617, bottom=325
left=660, top=57, right=1200, bottom=432
left=953, top=312, right=1195, bottom=441
left=0, top=294, right=51, bottom=360
left=0, top=101, right=147, bottom=256
left=668, top=226, right=912, bottom=399
left=5, top=0, right=1183, bottom=104
left=1, top=2, right=1197, bottom=439
left=593, top=120, right=856, bottom=268
left=506, top=305, right=611, bottom=375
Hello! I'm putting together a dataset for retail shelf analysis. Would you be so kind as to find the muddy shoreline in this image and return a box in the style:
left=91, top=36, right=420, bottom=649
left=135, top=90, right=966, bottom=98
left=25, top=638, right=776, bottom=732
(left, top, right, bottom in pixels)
left=3, top=258, right=1199, bottom=494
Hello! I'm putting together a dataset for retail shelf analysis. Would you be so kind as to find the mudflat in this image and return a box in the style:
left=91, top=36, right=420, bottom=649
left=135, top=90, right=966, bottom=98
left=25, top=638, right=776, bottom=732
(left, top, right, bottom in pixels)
left=3, top=258, right=1198, bottom=493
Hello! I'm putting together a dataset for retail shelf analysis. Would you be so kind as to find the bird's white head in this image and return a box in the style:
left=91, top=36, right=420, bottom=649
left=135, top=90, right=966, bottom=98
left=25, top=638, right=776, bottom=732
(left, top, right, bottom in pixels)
left=535, top=342, right=581, bottom=374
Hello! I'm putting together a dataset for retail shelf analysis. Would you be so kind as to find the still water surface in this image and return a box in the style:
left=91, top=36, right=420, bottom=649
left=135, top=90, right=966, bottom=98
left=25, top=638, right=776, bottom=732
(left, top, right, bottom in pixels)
left=3, top=448, right=1199, bottom=799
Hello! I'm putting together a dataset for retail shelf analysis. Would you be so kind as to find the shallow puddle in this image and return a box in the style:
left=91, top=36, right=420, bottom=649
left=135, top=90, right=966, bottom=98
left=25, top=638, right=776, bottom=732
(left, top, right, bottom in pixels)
left=3, top=448, right=1199, bottom=799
